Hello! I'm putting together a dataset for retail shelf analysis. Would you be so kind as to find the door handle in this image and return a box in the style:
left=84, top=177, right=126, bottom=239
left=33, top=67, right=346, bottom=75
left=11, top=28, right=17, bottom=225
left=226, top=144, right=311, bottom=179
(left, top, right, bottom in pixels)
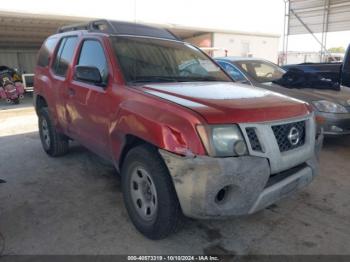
left=68, top=88, right=76, bottom=96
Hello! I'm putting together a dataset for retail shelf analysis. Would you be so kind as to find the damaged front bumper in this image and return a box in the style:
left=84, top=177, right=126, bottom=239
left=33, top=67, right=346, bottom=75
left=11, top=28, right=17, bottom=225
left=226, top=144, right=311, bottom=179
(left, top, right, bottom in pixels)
left=160, top=134, right=323, bottom=219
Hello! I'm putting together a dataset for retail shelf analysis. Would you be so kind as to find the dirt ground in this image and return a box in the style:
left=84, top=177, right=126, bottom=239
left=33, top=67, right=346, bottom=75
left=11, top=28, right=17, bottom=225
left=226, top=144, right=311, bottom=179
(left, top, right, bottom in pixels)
left=0, top=94, right=350, bottom=255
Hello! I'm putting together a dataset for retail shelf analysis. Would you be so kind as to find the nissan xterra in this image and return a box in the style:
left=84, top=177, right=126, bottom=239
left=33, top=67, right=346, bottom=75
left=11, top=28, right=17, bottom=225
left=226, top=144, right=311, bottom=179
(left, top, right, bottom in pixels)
left=34, top=20, right=323, bottom=239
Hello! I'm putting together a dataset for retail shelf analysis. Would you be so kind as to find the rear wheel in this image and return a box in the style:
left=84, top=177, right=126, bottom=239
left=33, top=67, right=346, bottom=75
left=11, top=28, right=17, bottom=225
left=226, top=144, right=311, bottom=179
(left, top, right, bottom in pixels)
left=121, top=144, right=183, bottom=239
left=38, top=107, right=69, bottom=157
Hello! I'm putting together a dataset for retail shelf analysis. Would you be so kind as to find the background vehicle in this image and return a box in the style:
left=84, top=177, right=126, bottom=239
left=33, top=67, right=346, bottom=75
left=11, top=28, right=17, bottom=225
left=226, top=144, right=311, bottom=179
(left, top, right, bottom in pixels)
left=282, top=44, right=350, bottom=88
left=0, top=66, right=25, bottom=104
left=215, top=57, right=350, bottom=135
left=34, top=20, right=321, bottom=239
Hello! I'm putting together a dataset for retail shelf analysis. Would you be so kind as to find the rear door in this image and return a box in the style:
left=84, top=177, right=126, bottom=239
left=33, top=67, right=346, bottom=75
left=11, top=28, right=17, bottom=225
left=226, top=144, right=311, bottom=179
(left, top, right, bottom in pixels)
left=49, top=36, right=79, bottom=132
left=341, top=44, right=350, bottom=87
left=65, top=37, right=112, bottom=158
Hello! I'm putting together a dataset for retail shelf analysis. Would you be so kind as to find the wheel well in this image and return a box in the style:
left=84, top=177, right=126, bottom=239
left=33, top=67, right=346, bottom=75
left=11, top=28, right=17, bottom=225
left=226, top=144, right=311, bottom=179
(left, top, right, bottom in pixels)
left=118, top=135, right=150, bottom=171
left=35, top=95, right=48, bottom=114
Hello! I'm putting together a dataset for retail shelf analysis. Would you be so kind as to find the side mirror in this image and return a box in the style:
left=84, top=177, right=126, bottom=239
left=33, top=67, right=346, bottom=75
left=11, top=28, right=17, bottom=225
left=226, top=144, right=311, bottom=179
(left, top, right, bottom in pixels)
left=74, top=66, right=103, bottom=85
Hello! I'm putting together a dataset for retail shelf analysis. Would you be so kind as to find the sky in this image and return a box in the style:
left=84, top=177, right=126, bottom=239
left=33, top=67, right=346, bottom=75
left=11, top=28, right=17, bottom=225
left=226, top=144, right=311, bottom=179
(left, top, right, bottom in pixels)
left=0, top=0, right=349, bottom=52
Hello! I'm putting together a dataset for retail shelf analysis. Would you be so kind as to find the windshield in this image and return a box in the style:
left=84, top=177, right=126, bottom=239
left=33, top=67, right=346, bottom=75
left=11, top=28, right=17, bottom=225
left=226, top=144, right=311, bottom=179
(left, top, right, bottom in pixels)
left=235, top=60, right=285, bottom=83
left=111, top=36, right=231, bottom=83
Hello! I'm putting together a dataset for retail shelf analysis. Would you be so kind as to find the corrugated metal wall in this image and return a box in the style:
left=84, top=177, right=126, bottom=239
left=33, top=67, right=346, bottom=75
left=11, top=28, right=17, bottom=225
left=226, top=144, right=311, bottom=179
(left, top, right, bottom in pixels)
left=0, top=49, right=38, bottom=73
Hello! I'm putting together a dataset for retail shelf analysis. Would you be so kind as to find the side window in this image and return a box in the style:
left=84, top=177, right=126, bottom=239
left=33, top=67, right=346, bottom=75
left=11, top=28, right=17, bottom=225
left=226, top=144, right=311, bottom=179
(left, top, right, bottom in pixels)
left=52, top=36, right=78, bottom=77
left=250, top=62, right=284, bottom=82
left=77, top=40, right=108, bottom=83
left=218, top=61, right=246, bottom=82
left=37, top=37, right=58, bottom=67
left=240, top=63, right=248, bottom=72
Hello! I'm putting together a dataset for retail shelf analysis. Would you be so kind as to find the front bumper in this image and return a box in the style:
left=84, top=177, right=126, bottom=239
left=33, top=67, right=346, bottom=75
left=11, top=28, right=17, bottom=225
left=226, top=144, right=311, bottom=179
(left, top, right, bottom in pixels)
left=160, top=133, right=322, bottom=219
left=317, top=112, right=350, bottom=135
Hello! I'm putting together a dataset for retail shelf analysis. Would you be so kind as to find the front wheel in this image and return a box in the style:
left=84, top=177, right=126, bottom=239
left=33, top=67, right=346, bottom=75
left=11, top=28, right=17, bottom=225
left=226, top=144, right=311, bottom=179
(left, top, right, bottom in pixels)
left=38, top=107, right=69, bottom=157
left=121, top=144, right=183, bottom=239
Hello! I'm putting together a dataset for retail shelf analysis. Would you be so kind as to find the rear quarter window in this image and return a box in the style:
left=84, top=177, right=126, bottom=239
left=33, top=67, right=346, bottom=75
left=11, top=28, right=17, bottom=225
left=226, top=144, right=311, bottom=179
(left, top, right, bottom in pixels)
left=52, top=36, right=78, bottom=77
left=37, top=37, right=58, bottom=67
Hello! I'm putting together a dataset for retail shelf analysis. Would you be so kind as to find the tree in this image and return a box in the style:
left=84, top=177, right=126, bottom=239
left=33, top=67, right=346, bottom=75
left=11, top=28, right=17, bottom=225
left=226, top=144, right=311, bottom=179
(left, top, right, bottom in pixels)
left=327, top=47, right=345, bottom=53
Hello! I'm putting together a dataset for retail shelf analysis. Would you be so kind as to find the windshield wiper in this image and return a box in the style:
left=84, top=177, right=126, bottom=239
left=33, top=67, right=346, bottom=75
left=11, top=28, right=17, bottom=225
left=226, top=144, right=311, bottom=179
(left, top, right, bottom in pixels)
left=177, top=76, right=228, bottom=82
left=129, top=76, right=179, bottom=83
left=129, top=75, right=229, bottom=84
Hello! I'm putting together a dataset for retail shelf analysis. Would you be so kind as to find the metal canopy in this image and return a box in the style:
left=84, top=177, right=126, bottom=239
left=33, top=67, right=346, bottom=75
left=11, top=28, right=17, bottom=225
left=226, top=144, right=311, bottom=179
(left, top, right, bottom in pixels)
left=289, top=0, right=350, bottom=35
left=0, top=11, right=208, bottom=49
left=0, top=10, right=279, bottom=50
left=0, top=11, right=90, bottom=48
left=282, top=0, right=350, bottom=64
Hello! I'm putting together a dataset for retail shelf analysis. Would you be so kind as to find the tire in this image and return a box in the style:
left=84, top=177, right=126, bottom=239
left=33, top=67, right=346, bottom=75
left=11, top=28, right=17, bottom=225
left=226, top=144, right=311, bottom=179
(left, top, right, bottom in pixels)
left=121, top=144, right=183, bottom=239
left=38, top=107, right=69, bottom=157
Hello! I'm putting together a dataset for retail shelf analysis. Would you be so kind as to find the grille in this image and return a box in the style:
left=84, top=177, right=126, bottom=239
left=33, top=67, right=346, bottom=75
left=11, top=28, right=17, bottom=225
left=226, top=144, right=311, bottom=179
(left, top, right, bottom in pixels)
left=271, top=121, right=306, bottom=152
left=246, top=127, right=262, bottom=152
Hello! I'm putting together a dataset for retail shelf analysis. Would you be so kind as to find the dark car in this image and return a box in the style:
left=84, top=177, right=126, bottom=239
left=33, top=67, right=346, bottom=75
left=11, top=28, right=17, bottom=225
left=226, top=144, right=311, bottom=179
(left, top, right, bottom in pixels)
left=215, top=57, right=350, bottom=135
left=282, top=44, right=350, bottom=88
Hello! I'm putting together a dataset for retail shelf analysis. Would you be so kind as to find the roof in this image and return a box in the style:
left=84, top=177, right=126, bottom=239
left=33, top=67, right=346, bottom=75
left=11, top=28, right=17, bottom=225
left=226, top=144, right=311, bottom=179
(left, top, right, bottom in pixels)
left=57, top=20, right=180, bottom=41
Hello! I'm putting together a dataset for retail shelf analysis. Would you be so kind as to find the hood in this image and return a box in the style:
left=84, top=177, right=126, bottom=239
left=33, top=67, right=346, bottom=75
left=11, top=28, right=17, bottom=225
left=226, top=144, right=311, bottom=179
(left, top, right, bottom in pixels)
left=263, top=82, right=350, bottom=107
left=138, top=82, right=310, bottom=124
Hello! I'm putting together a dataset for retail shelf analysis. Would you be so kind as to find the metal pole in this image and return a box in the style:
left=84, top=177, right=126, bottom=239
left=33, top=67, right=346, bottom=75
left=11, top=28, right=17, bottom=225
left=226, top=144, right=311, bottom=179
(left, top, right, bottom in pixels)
left=282, top=0, right=290, bottom=65
left=323, top=0, right=331, bottom=61
left=321, top=0, right=330, bottom=62
left=134, top=0, right=137, bottom=22
left=286, top=0, right=290, bottom=65
left=282, top=0, right=286, bottom=65
left=290, top=8, right=333, bottom=60
left=321, top=0, right=326, bottom=61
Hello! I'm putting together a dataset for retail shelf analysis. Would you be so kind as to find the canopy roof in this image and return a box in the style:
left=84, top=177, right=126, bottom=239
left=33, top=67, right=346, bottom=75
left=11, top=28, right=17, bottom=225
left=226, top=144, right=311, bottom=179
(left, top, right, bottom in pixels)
left=289, top=0, right=350, bottom=35
left=0, top=10, right=279, bottom=49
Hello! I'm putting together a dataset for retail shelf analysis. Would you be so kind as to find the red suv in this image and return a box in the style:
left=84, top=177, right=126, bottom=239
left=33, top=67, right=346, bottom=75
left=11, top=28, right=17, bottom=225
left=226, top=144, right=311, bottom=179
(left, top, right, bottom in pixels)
left=34, top=20, right=323, bottom=239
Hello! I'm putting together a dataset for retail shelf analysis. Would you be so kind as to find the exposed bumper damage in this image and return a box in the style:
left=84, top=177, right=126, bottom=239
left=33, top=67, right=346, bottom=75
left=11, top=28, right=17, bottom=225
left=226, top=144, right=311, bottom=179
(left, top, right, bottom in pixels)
left=160, top=133, right=323, bottom=219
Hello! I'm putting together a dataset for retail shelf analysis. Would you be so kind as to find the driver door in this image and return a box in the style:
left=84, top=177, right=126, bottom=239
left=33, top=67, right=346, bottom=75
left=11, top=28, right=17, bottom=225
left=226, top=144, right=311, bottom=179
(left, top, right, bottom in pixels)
left=66, top=38, right=112, bottom=158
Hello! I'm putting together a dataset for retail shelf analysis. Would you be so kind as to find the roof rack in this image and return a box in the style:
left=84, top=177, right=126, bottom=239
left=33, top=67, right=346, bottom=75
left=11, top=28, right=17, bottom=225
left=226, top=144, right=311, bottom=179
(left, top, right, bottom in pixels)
left=57, top=23, right=89, bottom=33
left=57, top=19, right=181, bottom=41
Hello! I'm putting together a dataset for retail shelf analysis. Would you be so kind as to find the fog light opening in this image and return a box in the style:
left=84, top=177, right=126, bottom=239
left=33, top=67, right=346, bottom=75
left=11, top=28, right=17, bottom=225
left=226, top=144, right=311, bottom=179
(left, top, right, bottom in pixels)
left=215, top=186, right=231, bottom=204
left=233, top=140, right=247, bottom=156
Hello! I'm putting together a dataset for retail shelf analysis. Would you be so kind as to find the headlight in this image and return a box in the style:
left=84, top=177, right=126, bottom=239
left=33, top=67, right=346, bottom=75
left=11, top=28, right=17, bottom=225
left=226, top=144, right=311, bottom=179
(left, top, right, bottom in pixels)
left=196, top=125, right=248, bottom=157
left=313, top=100, right=348, bottom=113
